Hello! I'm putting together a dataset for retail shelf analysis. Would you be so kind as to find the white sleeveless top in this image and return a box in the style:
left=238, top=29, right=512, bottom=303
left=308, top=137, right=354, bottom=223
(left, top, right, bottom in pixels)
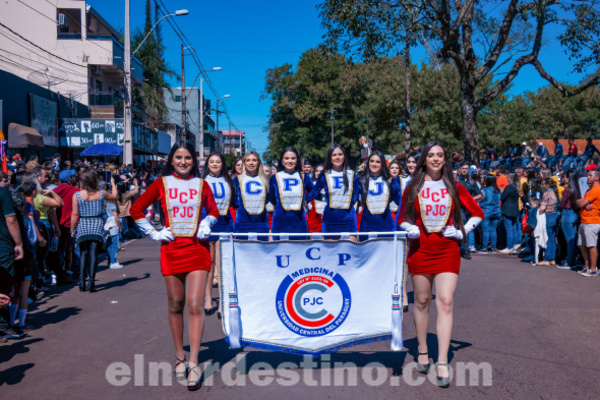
left=325, top=170, right=354, bottom=209
left=240, top=174, right=266, bottom=215
left=365, top=176, right=390, bottom=215
left=205, top=175, right=231, bottom=216
left=163, top=176, right=203, bottom=237
left=276, top=171, right=304, bottom=211
left=418, top=180, right=452, bottom=233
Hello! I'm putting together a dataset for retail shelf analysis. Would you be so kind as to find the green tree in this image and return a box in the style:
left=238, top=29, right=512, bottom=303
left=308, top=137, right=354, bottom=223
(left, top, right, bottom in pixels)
left=319, top=0, right=600, bottom=164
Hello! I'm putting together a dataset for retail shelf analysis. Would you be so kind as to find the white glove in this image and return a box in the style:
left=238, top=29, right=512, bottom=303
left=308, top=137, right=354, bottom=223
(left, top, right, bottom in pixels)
left=197, top=215, right=217, bottom=240
left=400, top=222, right=420, bottom=239
left=135, top=218, right=174, bottom=242
left=442, top=225, right=464, bottom=241
left=151, top=227, right=174, bottom=242
left=464, top=217, right=482, bottom=234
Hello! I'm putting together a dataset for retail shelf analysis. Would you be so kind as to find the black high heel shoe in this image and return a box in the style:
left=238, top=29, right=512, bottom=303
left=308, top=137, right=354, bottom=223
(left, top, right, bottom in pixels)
left=416, top=352, right=430, bottom=374
left=79, top=280, right=87, bottom=292
left=187, top=363, right=201, bottom=391
left=436, top=363, right=450, bottom=388
left=174, top=356, right=187, bottom=382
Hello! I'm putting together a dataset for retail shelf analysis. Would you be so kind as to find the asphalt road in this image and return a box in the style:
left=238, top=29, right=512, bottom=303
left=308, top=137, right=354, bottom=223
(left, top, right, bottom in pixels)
left=1, top=238, right=599, bottom=399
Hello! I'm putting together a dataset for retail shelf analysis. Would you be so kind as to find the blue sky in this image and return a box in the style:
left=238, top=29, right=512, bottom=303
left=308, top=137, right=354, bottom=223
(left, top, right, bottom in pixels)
left=88, top=0, right=588, bottom=158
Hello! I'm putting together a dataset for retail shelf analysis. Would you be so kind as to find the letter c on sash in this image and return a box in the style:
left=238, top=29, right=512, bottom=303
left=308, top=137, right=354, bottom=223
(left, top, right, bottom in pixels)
left=180, top=191, right=189, bottom=204
left=246, top=181, right=262, bottom=195
left=306, top=247, right=321, bottom=260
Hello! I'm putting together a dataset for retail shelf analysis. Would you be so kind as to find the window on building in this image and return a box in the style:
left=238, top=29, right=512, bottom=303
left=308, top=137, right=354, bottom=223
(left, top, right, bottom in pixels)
left=57, top=9, right=82, bottom=38
left=95, top=80, right=103, bottom=93
left=174, top=95, right=182, bottom=102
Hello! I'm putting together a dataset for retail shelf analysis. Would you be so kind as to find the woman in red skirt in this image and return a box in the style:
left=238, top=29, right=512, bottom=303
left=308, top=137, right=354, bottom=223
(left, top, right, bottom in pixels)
left=130, top=142, right=219, bottom=391
left=398, top=141, right=483, bottom=388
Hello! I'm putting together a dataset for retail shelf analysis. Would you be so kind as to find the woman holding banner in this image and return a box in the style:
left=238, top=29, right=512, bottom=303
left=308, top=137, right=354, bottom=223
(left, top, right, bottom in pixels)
left=130, top=142, right=219, bottom=391
left=233, top=151, right=270, bottom=241
left=306, top=164, right=325, bottom=234
left=202, top=153, right=237, bottom=316
left=398, top=141, right=483, bottom=388
left=269, top=147, right=314, bottom=240
left=306, top=144, right=361, bottom=241
left=359, top=151, right=402, bottom=237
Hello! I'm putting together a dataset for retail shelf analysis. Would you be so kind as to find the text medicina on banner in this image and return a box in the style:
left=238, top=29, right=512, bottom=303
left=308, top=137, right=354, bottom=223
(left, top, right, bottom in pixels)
left=219, top=235, right=406, bottom=355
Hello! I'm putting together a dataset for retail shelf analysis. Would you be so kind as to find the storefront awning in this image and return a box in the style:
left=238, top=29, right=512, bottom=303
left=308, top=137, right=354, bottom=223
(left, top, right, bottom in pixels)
left=8, top=123, right=45, bottom=148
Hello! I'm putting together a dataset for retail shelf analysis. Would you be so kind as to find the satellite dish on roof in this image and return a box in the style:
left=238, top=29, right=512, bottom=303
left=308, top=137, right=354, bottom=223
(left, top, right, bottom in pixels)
left=28, top=67, right=68, bottom=90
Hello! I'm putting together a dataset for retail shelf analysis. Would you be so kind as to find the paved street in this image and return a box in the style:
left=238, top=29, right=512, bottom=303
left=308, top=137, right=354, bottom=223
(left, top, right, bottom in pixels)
left=1, top=238, right=599, bottom=399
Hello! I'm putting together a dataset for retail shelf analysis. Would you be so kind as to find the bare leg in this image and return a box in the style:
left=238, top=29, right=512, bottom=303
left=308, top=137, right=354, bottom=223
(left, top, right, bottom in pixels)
left=589, top=246, right=598, bottom=272
left=185, top=270, right=209, bottom=383
left=579, top=245, right=590, bottom=270
left=411, top=273, right=433, bottom=366
left=433, top=272, right=459, bottom=379
left=403, top=265, right=409, bottom=309
left=164, top=274, right=186, bottom=375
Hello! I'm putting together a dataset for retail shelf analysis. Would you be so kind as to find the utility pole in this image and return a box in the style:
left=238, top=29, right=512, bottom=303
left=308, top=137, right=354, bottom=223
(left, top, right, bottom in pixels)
left=181, top=44, right=187, bottom=143
left=123, top=0, right=133, bottom=165
left=228, top=120, right=232, bottom=154
left=199, top=77, right=204, bottom=161
left=216, top=103, right=220, bottom=153
left=239, top=131, right=242, bottom=156
left=329, top=109, right=336, bottom=146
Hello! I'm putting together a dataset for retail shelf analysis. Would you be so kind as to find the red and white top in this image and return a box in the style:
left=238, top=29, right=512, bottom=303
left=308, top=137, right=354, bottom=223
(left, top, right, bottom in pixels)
left=130, top=174, right=219, bottom=275
left=398, top=179, right=484, bottom=275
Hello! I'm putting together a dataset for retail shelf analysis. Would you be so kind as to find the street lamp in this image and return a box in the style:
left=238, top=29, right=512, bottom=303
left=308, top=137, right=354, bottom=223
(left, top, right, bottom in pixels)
left=185, top=67, right=222, bottom=162
left=123, top=1, right=188, bottom=165
left=215, top=94, right=230, bottom=153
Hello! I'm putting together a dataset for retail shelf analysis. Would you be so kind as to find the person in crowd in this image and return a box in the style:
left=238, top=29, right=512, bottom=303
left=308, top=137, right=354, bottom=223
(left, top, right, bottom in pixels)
left=398, top=140, right=483, bottom=388
left=387, top=161, right=403, bottom=220
left=269, top=147, right=314, bottom=241
left=7, top=190, right=35, bottom=335
left=52, top=153, right=61, bottom=171
left=130, top=142, right=219, bottom=391
left=117, top=176, right=141, bottom=239
left=105, top=194, right=122, bottom=270
left=306, top=144, right=361, bottom=241
left=457, top=162, right=483, bottom=257
left=557, top=170, right=579, bottom=269
left=54, top=171, right=80, bottom=277
left=25, top=155, right=40, bottom=172
left=405, top=152, right=419, bottom=178
left=496, top=165, right=508, bottom=191
left=306, top=164, right=325, bottom=234
left=580, top=137, right=600, bottom=171
left=549, top=138, right=563, bottom=168
left=302, top=161, right=313, bottom=177
left=576, top=169, right=600, bottom=277
left=500, top=173, right=520, bottom=254
left=20, top=181, right=47, bottom=292
left=537, top=178, right=559, bottom=266
left=536, top=142, right=550, bottom=165
left=521, top=142, right=533, bottom=166
left=480, top=175, right=502, bottom=253
left=233, top=158, right=243, bottom=178
left=71, top=171, right=117, bottom=292
left=233, top=152, right=271, bottom=241
left=564, top=138, right=579, bottom=170
left=202, top=153, right=237, bottom=317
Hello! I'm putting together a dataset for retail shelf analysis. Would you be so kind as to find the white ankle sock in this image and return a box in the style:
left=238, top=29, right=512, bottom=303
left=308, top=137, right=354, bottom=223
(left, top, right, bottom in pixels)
left=18, top=308, right=27, bottom=327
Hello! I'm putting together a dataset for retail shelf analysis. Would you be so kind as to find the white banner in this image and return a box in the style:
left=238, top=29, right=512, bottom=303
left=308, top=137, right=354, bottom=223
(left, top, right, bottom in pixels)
left=219, top=236, right=406, bottom=355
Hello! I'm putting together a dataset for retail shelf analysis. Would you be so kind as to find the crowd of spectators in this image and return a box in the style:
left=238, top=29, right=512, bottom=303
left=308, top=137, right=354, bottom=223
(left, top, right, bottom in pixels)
left=0, top=153, right=161, bottom=341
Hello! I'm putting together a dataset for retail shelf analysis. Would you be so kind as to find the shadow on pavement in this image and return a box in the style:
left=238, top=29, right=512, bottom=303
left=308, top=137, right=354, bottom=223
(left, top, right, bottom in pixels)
left=30, top=305, right=81, bottom=327
left=403, top=334, right=472, bottom=365
left=0, top=363, right=35, bottom=386
left=95, top=272, right=150, bottom=291
left=0, top=337, right=44, bottom=363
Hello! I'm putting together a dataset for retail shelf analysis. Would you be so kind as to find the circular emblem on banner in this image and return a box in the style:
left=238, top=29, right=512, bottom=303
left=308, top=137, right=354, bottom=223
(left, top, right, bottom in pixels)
left=275, top=270, right=352, bottom=337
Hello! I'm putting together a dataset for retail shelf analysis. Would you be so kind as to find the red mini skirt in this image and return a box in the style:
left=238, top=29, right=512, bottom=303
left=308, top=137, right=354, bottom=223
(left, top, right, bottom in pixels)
left=407, top=229, right=461, bottom=275
left=160, top=237, right=211, bottom=275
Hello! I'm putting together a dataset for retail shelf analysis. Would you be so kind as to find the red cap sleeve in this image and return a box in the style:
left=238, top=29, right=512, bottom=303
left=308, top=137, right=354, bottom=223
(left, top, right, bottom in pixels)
left=130, top=178, right=164, bottom=221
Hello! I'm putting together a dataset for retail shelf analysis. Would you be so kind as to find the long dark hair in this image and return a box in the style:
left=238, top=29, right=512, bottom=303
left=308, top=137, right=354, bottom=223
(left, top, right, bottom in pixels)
left=403, top=141, right=465, bottom=237
left=161, top=142, right=201, bottom=178
left=483, top=174, right=500, bottom=194
left=361, top=151, right=390, bottom=203
left=278, top=146, right=303, bottom=174
left=323, top=144, right=350, bottom=193
left=566, top=170, right=580, bottom=210
left=202, top=152, right=236, bottom=195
